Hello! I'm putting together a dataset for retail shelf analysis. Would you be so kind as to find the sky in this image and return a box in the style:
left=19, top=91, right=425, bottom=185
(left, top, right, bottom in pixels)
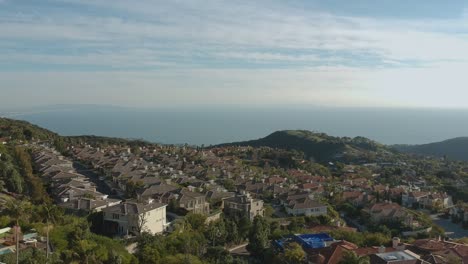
left=1, top=0, right=468, bottom=109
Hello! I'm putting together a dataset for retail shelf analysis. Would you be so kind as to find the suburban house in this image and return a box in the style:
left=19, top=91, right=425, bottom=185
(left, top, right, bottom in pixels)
left=420, top=193, right=453, bottom=210
left=102, top=200, right=167, bottom=236
left=369, top=250, right=421, bottom=264
left=407, top=238, right=468, bottom=263
left=160, top=188, right=210, bottom=215
left=285, top=196, right=328, bottom=217
left=223, top=192, right=264, bottom=220
left=363, top=202, right=409, bottom=223
left=401, top=191, right=429, bottom=208
left=450, top=204, right=468, bottom=223
left=342, top=191, right=374, bottom=207
left=55, top=186, right=108, bottom=203
left=60, top=197, right=121, bottom=213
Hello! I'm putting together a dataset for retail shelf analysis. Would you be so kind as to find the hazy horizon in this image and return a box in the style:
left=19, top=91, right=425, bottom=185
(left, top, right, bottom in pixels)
left=3, top=104, right=468, bottom=146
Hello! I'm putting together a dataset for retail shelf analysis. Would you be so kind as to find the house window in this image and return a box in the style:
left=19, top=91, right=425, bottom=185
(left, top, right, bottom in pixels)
left=113, top=213, right=120, bottom=220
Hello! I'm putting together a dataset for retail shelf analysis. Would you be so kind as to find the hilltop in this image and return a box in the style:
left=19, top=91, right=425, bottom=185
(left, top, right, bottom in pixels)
left=0, top=117, right=60, bottom=141
left=216, top=130, right=391, bottom=162
left=0, top=117, right=149, bottom=146
left=394, top=137, right=468, bottom=161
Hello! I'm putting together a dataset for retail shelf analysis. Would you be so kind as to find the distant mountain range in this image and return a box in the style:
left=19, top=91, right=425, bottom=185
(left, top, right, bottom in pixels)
left=393, top=137, right=468, bottom=161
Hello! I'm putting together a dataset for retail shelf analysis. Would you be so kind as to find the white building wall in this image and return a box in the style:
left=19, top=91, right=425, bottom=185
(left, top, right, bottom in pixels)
left=104, top=205, right=167, bottom=235
left=286, top=206, right=327, bottom=216
left=141, top=206, right=167, bottom=234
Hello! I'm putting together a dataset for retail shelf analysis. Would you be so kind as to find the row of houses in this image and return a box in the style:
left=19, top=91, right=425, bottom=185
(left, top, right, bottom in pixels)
left=32, top=146, right=169, bottom=237
left=402, top=191, right=453, bottom=210
left=68, top=145, right=272, bottom=222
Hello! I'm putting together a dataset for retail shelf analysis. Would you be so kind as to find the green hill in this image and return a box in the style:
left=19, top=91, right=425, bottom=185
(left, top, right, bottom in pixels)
left=0, top=117, right=60, bottom=141
left=394, top=137, right=468, bottom=161
left=0, top=117, right=148, bottom=146
left=217, top=130, right=389, bottom=162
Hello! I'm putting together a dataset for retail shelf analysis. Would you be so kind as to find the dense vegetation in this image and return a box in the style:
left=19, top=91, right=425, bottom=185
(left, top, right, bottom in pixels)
left=0, top=199, right=137, bottom=264
left=0, top=118, right=60, bottom=142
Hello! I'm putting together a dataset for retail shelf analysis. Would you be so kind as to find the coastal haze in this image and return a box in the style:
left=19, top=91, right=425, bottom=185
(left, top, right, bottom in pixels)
left=2, top=105, right=468, bottom=146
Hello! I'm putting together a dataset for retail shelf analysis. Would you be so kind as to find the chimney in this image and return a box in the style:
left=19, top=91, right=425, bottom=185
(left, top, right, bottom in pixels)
left=392, top=237, right=401, bottom=249
left=378, top=245, right=386, bottom=254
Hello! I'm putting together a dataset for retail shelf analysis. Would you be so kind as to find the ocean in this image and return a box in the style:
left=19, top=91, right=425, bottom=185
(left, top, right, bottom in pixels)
left=2, top=105, right=468, bottom=146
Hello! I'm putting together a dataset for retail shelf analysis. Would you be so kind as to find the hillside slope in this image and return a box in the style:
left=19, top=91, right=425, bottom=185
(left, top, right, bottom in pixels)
left=217, top=130, right=389, bottom=162
left=0, top=117, right=60, bottom=141
left=394, top=137, right=468, bottom=161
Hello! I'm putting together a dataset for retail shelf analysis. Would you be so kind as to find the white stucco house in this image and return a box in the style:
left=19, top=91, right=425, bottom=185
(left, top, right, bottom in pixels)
left=102, top=200, right=167, bottom=236
left=285, top=197, right=328, bottom=217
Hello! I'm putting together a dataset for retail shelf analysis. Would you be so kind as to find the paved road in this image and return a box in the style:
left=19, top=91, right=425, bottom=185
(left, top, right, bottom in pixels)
left=431, top=214, right=468, bottom=239
left=72, top=162, right=121, bottom=199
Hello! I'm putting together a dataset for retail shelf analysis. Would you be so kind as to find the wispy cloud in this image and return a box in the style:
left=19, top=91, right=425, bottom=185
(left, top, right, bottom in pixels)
left=1, top=0, right=468, bottom=108
left=2, top=1, right=468, bottom=66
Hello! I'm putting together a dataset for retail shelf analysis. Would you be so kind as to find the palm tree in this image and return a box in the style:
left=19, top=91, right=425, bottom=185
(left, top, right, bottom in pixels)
left=1, top=198, right=31, bottom=264
left=37, top=203, right=62, bottom=260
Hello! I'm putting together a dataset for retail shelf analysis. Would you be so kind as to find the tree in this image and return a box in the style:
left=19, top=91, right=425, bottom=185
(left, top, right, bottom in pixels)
left=205, top=246, right=233, bottom=264
left=283, top=242, right=305, bottom=263
left=135, top=212, right=149, bottom=235
left=264, top=204, right=274, bottom=218
left=338, top=251, right=370, bottom=264
left=206, top=220, right=226, bottom=246
left=237, top=217, right=251, bottom=241
left=14, top=146, right=49, bottom=203
left=125, top=180, right=144, bottom=199
left=223, top=179, right=236, bottom=192
left=1, top=198, right=31, bottom=264
left=161, top=254, right=204, bottom=264
left=185, top=213, right=207, bottom=232
left=6, top=168, right=23, bottom=194
left=225, top=219, right=240, bottom=245
left=288, top=217, right=305, bottom=233
left=36, top=203, right=63, bottom=260
left=135, top=233, right=166, bottom=264
left=247, top=216, right=270, bottom=256
left=22, top=129, right=33, bottom=141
